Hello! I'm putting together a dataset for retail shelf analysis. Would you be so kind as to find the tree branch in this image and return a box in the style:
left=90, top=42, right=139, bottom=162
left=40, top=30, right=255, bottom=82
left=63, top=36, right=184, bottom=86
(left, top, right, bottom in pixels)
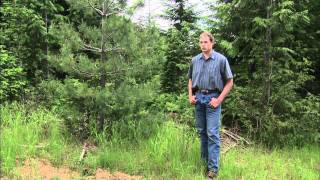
left=83, top=43, right=102, bottom=53
left=105, top=12, right=117, bottom=17
left=105, top=47, right=124, bottom=52
left=88, top=0, right=104, bottom=16
left=105, top=67, right=134, bottom=75
left=71, top=65, right=99, bottom=78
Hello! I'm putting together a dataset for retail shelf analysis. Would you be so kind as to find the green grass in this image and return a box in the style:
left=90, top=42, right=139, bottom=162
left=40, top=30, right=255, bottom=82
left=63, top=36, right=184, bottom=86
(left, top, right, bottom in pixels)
left=219, top=146, right=320, bottom=179
left=1, top=102, right=319, bottom=179
left=87, top=120, right=320, bottom=180
left=89, top=121, right=205, bottom=179
left=0, top=102, right=79, bottom=176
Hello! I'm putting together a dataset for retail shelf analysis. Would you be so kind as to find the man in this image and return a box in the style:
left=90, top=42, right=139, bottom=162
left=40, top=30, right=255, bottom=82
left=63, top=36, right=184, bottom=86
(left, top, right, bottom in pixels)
left=188, top=32, right=233, bottom=179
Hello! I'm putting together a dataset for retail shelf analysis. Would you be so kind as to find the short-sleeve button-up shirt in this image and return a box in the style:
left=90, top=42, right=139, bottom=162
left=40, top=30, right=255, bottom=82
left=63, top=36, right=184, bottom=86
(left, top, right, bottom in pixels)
left=188, top=51, right=233, bottom=92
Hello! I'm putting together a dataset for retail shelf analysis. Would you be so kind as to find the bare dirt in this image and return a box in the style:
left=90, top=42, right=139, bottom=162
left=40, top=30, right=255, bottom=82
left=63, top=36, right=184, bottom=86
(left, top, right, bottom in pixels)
left=2, top=158, right=142, bottom=180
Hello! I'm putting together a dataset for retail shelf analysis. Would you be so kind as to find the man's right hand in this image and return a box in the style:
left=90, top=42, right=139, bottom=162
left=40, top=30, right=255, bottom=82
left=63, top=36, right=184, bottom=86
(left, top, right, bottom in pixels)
left=189, top=95, right=197, bottom=105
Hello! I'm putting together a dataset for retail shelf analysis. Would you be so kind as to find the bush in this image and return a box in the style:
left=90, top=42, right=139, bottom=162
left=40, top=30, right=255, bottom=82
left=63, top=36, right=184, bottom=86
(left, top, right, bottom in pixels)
left=0, top=47, right=26, bottom=102
left=152, top=93, right=194, bottom=126
left=35, top=76, right=161, bottom=141
left=223, top=86, right=320, bottom=146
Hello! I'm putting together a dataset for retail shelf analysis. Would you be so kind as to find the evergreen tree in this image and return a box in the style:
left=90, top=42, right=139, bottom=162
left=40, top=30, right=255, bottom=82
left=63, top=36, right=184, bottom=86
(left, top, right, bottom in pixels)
left=0, top=0, right=64, bottom=85
left=210, top=0, right=320, bottom=145
left=162, top=0, right=197, bottom=31
left=293, top=0, right=320, bottom=95
left=0, top=2, right=47, bottom=85
left=161, top=0, right=199, bottom=93
left=44, top=0, right=166, bottom=137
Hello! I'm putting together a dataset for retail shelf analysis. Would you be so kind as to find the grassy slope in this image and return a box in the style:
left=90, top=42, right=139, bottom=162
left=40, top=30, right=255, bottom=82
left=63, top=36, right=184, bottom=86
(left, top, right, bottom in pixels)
left=1, top=103, right=319, bottom=179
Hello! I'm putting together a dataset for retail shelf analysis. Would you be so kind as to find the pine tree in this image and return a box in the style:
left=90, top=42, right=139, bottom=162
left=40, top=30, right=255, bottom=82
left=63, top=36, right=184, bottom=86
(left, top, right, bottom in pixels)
left=161, top=0, right=199, bottom=93
left=0, top=0, right=64, bottom=85
left=0, top=2, right=47, bottom=85
left=210, top=0, right=319, bottom=145
left=292, top=0, right=320, bottom=95
left=45, top=0, right=166, bottom=137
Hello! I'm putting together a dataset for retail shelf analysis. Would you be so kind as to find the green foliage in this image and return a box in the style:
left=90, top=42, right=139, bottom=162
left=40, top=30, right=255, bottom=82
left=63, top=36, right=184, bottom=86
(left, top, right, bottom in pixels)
left=40, top=10, right=166, bottom=137
left=211, top=0, right=320, bottom=145
left=88, top=120, right=319, bottom=179
left=220, top=146, right=320, bottom=179
left=0, top=47, right=26, bottom=102
left=36, top=79, right=113, bottom=139
left=161, top=26, right=200, bottom=93
left=162, top=0, right=198, bottom=31
left=294, top=0, right=320, bottom=94
left=42, top=0, right=167, bottom=137
left=160, top=0, right=200, bottom=93
left=224, top=86, right=320, bottom=146
left=152, top=93, right=194, bottom=126
left=0, top=102, right=67, bottom=175
left=1, top=0, right=319, bottom=153
left=0, top=2, right=48, bottom=84
left=95, top=121, right=203, bottom=179
left=1, top=102, right=319, bottom=179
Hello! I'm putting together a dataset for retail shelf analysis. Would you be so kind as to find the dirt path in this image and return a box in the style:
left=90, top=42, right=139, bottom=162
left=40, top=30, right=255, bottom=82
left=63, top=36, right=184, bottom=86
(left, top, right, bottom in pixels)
left=2, top=158, right=142, bottom=180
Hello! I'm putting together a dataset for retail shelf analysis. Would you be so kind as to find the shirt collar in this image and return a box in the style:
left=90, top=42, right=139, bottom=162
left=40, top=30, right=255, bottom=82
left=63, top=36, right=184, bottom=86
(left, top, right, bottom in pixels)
left=200, top=51, right=215, bottom=61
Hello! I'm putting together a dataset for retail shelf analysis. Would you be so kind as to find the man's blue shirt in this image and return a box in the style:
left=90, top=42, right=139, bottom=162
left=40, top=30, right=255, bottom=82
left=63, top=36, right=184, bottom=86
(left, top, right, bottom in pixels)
left=188, top=51, right=233, bottom=92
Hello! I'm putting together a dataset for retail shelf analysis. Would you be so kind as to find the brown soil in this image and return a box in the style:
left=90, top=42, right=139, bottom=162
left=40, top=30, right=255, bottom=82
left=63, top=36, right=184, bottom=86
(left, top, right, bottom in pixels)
left=2, top=158, right=142, bottom=180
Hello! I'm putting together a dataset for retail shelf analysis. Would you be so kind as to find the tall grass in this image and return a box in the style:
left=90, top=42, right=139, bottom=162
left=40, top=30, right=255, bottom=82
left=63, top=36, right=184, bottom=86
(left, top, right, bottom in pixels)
left=88, top=119, right=320, bottom=180
left=0, top=102, right=72, bottom=175
left=1, top=102, right=319, bottom=179
left=92, top=120, right=206, bottom=179
left=219, top=146, right=320, bottom=179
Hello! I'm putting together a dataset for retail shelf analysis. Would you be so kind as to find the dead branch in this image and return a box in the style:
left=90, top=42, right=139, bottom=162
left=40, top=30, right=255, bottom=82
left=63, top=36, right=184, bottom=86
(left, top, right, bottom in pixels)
left=223, top=129, right=251, bottom=145
left=105, top=47, right=124, bottom=52
left=79, top=142, right=87, bottom=162
left=106, top=0, right=115, bottom=11
left=220, top=128, right=252, bottom=155
left=83, top=44, right=102, bottom=53
left=105, top=12, right=117, bottom=17
left=83, top=43, right=124, bottom=53
left=221, top=142, right=237, bottom=154
left=20, top=143, right=47, bottom=148
left=88, top=0, right=121, bottom=17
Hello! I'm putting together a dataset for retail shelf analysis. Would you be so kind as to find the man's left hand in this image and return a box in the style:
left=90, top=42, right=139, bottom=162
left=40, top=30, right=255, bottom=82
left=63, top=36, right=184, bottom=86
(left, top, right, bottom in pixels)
left=209, top=97, right=222, bottom=108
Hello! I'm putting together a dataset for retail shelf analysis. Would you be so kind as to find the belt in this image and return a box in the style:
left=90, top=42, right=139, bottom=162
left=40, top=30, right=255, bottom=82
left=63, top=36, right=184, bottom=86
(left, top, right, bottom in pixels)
left=197, top=89, right=221, bottom=94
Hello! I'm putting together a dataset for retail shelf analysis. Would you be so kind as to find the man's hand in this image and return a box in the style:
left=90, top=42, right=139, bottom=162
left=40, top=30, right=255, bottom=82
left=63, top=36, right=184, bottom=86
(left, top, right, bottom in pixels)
left=209, top=97, right=222, bottom=108
left=189, top=95, right=197, bottom=105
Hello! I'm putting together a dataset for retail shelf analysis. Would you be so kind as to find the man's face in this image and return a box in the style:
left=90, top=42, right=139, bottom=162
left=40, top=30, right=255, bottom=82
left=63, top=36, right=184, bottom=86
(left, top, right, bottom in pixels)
left=199, top=35, right=213, bottom=53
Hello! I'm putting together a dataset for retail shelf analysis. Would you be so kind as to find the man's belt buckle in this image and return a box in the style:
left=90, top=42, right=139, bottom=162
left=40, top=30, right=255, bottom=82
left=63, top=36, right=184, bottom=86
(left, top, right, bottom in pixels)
left=199, top=89, right=220, bottom=94
left=200, top=89, right=210, bottom=94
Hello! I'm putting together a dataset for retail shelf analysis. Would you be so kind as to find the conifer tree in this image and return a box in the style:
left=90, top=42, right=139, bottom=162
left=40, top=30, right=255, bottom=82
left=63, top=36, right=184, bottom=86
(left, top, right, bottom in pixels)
left=0, top=0, right=64, bottom=84
left=46, top=0, right=166, bottom=137
left=161, top=0, right=199, bottom=93
left=210, top=0, right=320, bottom=145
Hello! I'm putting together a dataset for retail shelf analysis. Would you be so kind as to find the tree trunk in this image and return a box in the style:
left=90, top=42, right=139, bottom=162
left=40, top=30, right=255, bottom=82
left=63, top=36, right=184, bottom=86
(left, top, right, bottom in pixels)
left=263, top=0, right=273, bottom=106
left=45, top=7, right=49, bottom=79
left=98, top=0, right=107, bottom=132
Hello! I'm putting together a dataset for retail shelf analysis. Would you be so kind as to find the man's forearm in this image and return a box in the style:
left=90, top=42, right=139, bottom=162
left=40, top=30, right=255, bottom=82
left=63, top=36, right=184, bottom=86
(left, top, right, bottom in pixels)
left=188, top=79, right=193, bottom=97
left=218, top=79, right=233, bottom=102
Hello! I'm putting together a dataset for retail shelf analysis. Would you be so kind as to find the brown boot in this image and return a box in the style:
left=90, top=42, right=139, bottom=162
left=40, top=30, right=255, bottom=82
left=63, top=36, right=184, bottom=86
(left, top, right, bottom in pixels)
left=207, top=170, right=217, bottom=179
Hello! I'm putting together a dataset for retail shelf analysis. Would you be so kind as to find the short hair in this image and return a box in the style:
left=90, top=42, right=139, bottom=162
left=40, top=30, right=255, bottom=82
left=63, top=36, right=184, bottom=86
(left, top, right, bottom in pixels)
left=200, top=32, right=215, bottom=43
